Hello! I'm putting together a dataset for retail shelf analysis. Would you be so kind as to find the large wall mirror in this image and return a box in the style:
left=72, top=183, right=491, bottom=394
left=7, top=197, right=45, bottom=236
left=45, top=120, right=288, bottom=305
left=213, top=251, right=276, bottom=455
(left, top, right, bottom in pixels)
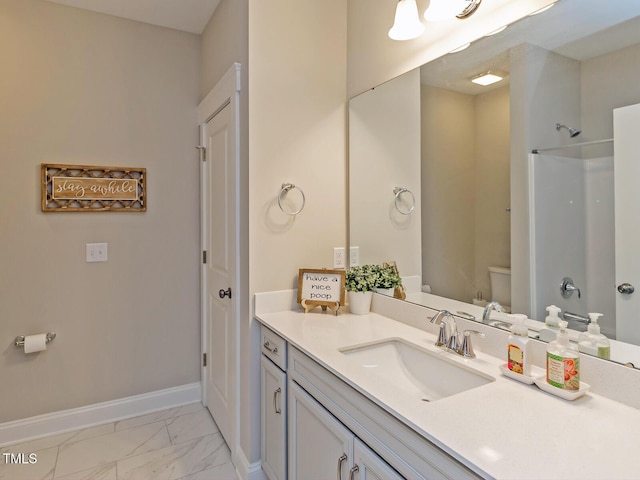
left=349, top=0, right=640, bottom=366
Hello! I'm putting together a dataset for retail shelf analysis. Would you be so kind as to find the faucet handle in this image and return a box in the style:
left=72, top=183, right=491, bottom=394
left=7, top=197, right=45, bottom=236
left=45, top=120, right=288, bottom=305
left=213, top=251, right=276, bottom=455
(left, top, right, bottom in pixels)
left=435, top=323, right=448, bottom=347
left=447, top=331, right=460, bottom=352
left=457, top=330, right=486, bottom=358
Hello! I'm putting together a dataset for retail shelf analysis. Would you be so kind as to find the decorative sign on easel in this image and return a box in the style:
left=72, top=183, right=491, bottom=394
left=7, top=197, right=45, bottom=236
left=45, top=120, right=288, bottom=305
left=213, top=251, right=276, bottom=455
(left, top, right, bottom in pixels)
left=41, top=163, right=146, bottom=212
left=297, top=268, right=346, bottom=315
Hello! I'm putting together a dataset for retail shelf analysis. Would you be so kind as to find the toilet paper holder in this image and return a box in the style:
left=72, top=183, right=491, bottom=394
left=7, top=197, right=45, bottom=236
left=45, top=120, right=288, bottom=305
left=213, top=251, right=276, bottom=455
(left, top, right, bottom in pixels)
left=14, top=332, right=56, bottom=347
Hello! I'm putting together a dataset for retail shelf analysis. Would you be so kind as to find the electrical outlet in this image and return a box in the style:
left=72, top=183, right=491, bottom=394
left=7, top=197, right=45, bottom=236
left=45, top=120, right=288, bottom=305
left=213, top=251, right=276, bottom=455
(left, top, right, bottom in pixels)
left=349, top=246, right=360, bottom=267
left=86, top=243, right=108, bottom=262
left=333, top=247, right=346, bottom=269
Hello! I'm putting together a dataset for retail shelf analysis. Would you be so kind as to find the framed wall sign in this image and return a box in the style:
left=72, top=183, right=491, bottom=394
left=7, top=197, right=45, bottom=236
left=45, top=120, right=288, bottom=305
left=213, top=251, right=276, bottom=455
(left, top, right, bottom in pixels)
left=297, top=268, right=346, bottom=314
left=41, top=163, right=146, bottom=212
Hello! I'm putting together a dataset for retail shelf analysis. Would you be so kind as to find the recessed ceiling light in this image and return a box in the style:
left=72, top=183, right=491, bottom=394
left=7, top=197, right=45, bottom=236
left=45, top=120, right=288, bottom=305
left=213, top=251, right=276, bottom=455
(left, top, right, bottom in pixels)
left=471, top=72, right=504, bottom=86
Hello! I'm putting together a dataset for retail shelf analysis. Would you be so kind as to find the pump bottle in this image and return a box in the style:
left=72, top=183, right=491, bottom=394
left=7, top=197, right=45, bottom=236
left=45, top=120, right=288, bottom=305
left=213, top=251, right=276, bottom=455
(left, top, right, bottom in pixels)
left=546, top=321, right=580, bottom=390
left=578, top=313, right=611, bottom=359
left=507, top=314, right=531, bottom=376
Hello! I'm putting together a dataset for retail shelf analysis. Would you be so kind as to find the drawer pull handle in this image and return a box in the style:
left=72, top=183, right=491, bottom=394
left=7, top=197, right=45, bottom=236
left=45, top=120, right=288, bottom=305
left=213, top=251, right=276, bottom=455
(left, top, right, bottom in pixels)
left=337, top=454, right=347, bottom=480
left=263, top=340, right=278, bottom=355
left=273, top=387, right=282, bottom=414
left=349, top=464, right=360, bottom=480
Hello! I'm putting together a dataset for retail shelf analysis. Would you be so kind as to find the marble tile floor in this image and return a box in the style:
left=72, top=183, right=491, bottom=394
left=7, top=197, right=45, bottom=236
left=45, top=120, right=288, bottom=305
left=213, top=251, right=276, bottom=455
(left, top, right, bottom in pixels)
left=0, top=402, right=239, bottom=480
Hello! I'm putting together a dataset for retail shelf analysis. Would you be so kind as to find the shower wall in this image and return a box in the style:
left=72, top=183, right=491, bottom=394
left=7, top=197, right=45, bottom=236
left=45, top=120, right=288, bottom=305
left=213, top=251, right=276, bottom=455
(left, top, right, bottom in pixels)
left=529, top=153, right=615, bottom=337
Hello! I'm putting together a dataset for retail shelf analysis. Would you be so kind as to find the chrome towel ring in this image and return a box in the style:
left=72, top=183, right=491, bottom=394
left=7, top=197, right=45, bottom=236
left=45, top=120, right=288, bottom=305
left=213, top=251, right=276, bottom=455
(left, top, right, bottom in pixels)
left=278, top=183, right=306, bottom=216
left=393, top=187, right=415, bottom=215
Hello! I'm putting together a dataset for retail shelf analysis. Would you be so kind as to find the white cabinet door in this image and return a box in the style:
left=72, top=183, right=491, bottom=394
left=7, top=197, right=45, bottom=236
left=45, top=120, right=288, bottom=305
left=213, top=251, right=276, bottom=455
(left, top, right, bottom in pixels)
left=261, top=356, right=286, bottom=480
left=288, top=381, right=352, bottom=480
left=288, top=380, right=406, bottom=480
left=352, top=439, right=404, bottom=480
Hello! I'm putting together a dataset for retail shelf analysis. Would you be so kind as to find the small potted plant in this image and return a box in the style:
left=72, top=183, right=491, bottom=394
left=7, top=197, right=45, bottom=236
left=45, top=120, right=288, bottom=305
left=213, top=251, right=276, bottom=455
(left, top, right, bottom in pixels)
left=374, top=263, right=402, bottom=296
left=345, top=265, right=378, bottom=314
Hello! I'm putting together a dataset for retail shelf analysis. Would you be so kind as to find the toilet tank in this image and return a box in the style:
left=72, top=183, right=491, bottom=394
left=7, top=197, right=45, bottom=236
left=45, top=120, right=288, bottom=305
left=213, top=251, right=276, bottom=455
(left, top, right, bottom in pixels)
left=488, top=266, right=511, bottom=307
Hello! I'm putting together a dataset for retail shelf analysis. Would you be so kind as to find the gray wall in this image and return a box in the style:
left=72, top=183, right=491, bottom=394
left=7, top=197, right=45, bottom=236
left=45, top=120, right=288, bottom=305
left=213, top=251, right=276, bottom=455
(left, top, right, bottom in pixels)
left=0, top=0, right=201, bottom=422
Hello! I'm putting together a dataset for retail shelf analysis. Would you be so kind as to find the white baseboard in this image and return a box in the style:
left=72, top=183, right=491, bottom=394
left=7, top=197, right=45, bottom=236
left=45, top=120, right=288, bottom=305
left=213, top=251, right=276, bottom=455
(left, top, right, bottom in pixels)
left=234, top=446, right=267, bottom=480
left=0, top=382, right=201, bottom=448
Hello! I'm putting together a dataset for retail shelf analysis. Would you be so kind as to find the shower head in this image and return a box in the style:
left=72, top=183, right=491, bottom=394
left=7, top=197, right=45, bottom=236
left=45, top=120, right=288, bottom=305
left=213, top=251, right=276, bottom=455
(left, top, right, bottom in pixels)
left=556, top=123, right=581, bottom=138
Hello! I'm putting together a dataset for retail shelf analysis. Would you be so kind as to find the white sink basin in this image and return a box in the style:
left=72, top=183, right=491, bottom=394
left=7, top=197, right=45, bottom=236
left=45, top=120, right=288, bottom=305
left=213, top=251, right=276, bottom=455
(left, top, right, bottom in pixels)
left=339, top=338, right=494, bottom=402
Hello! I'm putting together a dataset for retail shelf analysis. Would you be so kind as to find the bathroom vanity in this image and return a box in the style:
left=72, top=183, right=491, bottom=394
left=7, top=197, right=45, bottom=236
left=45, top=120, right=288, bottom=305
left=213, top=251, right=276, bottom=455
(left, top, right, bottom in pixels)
left=256, top=290, right=640, bottom=480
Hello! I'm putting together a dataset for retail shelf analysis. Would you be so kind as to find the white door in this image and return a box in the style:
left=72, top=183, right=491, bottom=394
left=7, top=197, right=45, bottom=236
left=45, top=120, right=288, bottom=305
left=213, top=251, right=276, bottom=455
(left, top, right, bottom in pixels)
left=614, top=103, right=640, bottom=344
left=202, top=101, right=235, bottom=446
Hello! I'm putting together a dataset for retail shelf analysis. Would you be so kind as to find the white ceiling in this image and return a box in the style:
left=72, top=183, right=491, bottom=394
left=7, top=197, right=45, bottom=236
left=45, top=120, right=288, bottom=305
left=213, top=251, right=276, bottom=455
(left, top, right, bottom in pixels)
left=420, top=0, right=640, bottom=95
left=46, top=0, right=220, bottom=34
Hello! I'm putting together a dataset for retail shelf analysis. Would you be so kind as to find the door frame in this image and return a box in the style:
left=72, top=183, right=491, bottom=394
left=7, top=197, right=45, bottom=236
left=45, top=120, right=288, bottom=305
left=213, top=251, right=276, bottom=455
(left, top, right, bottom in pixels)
left=198, top=63, right=242, bottom=463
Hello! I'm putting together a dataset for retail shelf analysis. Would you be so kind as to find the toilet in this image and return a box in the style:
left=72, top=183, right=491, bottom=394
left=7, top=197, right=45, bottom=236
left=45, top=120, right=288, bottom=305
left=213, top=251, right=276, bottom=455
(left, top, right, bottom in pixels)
left=488, top=266, right=511, bottom=311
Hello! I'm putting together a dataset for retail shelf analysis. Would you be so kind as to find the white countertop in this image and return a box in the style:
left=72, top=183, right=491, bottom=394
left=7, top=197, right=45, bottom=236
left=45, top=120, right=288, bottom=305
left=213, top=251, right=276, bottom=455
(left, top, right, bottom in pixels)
left=256, top=308, right=640, bottom=480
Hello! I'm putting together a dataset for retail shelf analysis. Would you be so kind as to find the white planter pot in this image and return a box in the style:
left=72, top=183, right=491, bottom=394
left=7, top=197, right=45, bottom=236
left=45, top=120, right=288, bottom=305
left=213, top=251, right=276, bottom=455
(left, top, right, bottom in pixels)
left=348, top=291, right=373, bottom=315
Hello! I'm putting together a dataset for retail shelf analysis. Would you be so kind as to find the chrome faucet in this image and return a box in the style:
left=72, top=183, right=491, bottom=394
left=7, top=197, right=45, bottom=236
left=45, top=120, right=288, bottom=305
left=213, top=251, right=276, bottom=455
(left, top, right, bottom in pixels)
left=429, top=310, right=459, bottom=352
left=482, top=301, right=504, bottom=323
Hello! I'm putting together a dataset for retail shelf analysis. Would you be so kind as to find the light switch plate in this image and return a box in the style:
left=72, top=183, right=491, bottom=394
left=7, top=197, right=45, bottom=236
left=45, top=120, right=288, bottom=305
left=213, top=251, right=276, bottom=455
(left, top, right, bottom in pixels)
left=86, top=243, right=108, bottom=262
left=333, top=247, right=346, bottom=269
left=350, top=246, right=360, bottom=267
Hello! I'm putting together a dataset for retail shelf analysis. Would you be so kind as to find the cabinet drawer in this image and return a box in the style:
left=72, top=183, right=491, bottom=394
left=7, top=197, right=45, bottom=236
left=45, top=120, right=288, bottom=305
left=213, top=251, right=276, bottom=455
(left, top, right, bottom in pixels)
left=261, top=325, right=287, bottom=370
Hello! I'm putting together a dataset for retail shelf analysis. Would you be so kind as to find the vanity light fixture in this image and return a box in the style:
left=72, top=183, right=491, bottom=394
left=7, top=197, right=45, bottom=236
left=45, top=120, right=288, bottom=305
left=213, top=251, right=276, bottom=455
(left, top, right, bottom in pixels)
left=423, top=0, right=482, bottom=22
left=471, top=71, right=504, bottom=86
left=388, top=0, right=425, bottom=41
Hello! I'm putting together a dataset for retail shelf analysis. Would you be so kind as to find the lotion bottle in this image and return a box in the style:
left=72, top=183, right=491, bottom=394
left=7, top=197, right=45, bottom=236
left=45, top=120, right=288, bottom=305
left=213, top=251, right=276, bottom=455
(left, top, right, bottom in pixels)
left=507, top=314, right=531, bottom=376
left=578, top=313, right=611, bottom=360
left=546, top=321, right=580, bottom=390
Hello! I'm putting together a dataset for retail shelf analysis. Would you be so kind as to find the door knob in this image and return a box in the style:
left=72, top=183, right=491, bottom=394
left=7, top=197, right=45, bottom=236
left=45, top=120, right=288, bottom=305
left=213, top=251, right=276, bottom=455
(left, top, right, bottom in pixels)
left=617, top=283, right=635, bottom=295
left=218, top=287, right=232, bottom=299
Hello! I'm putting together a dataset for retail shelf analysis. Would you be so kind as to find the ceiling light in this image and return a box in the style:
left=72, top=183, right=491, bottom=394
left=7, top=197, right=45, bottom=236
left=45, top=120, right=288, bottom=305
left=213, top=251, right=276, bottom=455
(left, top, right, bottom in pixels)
left=424, top=0, right=482, bottom=22
left=471, top=72, right=504, bottom=86
left=388, top=0, right=425, bottom=41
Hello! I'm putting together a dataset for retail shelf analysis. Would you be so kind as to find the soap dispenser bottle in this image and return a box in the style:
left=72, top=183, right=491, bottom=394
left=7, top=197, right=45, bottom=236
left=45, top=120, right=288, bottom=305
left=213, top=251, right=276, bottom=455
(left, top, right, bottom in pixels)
left=507, top=314, right=531, bottom=376
left=578, top=313, right=611, bottom=360
left=546, top=321, right=580, bottom=390
left=545, top=305, right=562, bottom=327
left=539, top=305, right=563, bottom=343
